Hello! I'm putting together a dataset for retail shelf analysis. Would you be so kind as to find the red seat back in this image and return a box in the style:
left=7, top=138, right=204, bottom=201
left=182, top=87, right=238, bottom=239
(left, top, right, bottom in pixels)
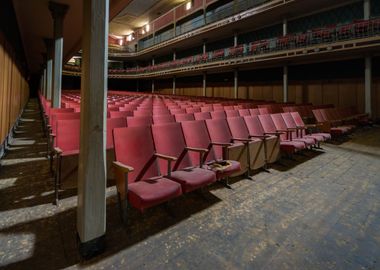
left=226, top=117, right=250, bottom=139
left=175, top=113, right=195, bottom=122
left=113, top=126, right=158, bottom=183
left=55, top=119, right=80, bottom=151
left=153, top=114, right=175, bottom=125
left=51, top=112, right=80, bottom=135
left=110, top=110, right=133, bottom=118
left=249, top=108, right=260, bottom=115
left=225, top=110, right=239, bottom=118
left=258, top=114, right=277, bottom=135
left=243, top=115, right=265, bottom=136
left=181, top=120, right=217, bottom=164
left=290, top=112, right=305, bottom=127
left=194, top=112, right=211, bottom=120
left=238, top=109, right=250, bottom=116
left=271, top=113, right=288, bottom=140
left=205, top=119, right=233, bottom=159
left=107, top=118, right=127, bottom=149
left=152, top=123, right=193, bottom=174
left=210, top=110, right=226, bottom=119
left=127, top=116, right=153, bottom=127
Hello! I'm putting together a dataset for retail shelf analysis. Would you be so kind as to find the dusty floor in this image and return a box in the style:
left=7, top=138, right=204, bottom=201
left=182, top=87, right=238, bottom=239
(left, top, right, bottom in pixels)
left=0, top=99, right=379, bottom=270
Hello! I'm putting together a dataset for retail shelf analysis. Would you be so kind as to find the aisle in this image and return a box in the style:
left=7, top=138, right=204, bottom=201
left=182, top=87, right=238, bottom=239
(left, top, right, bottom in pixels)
left=0, top=99, right=379, bottom=270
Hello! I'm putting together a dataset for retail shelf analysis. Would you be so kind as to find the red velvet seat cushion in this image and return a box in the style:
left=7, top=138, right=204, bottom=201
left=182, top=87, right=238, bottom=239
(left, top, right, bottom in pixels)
left=170, top=167, right=216, bottom=193
left=128, top=177, right=182, bottom=211
left=280, top=140, right=306, bottom=154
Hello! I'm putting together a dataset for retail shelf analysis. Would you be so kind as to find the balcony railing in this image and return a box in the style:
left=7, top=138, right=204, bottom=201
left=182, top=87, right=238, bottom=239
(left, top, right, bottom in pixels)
left=64, top=18, right=380, bottom=76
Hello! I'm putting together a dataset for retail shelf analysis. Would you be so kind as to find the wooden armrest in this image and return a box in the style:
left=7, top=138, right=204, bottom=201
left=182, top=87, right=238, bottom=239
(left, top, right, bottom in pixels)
left=286, top=127, right=298, bottom=131
left=264, top=132, right=283, bottom=135
left=185, top=146, right=208, bottom=153
left=154, top=153, right=177, bottom=162
left=50, top=133, right=56, bottom=137
left=113, top=161, right=134, bottom=173
left=276, top=129, right=291, bottom=133
left=211, top=142, right=233, bottom=147
left=233, top=137, right=251, bottom=142
left=54, top=147, right=63, bottom=155
left=249, top=135, right=271, bottom=139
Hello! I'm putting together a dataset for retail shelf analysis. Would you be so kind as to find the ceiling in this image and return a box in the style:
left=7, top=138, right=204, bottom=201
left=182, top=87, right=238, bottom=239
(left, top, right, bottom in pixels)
left=109, top=0, right=186, bottom=36
left=12, top=0, right=133, bottom=74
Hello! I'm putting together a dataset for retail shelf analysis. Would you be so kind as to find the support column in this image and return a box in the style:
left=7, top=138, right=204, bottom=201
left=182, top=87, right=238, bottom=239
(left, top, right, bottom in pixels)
left=234, top=32, right=238, bottom=47
left=173, top=50, right=176, bottom=61
left=234, top=69, right=238, bottom=99
left=203, top=40, right=207, bottom=54
left=152, top=79, right=155, bottom=93
left=203, top=72, right=207, bottom=97
left=283, top=66, right=288, bottom=103
left=364, top=0, right=370, bottom=20
left=42, top=66, right=47, bottom=97
left=172, top=76, right=176, bottom=95
left=283, top=19, right=288, bottom=103
left=44, top=39, right=54, bottom=100
left=49, top=1, right=69, bottom=108
left=77, top=0, right=108, bottom=259
left=365, top=57, right=372, bottom=117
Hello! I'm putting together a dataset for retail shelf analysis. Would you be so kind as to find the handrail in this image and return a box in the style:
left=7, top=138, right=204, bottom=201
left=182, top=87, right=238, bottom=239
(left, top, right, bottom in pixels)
left=63, top=18, right=380, bottom=77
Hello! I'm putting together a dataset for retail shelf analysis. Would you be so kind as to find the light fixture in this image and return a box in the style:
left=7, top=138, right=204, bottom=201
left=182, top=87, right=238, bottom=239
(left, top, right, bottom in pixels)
left=185, top=1, right=192, bottom=10
left=127, top=34, right=133, bottom=42
left=118, top=38, right=124, bottom=46
left=142, top=29, right=146, bottom=35
left=145, top=24, right=150, bottom=32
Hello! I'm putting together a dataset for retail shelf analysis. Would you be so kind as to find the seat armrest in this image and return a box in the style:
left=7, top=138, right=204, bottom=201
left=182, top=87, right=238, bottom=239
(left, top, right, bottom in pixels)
left=233, top=137, right=251, bottom=142
left=154, top=153, right=177, bottom=162
left=264, top=132, right=283, bottom=136
left=113, top=161, right=134, bottom=173
left=249, top=135, right=270, bottom=139
left=211, top=142, right=233, bottom=147
left=185, top=146, right=208, bottom=153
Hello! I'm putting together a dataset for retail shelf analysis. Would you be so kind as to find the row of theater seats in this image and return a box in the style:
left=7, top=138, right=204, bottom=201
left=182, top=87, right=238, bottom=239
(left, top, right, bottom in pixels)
left=39, top=93, right=345, bottom=216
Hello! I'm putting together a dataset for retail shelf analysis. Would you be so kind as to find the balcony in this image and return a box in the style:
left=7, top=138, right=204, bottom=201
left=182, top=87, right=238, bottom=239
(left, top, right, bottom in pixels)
left=63, top=18, right=380, bottom=78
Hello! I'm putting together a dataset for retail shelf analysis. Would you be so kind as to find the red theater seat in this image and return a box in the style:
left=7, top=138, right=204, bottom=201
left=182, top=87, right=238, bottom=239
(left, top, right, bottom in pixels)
left=243, top=116, right=280, bottom=164
left=271, top=113, right=316, bottom=148
left=113, top=126, right=182, bottom=218
left=225, top=110, right=239, bottom=118
left=110, top=110, right=133, bottom=118
left=153, top=115, right=175, bottom=125
left=258, top=114, right=306, bottom=155
left=152, top=123, right=216, bottom=193
left=127, top=116, right=153, bottom=127
left=175, top=113, right=195, bottom=122
left=181, top=120, right=241, bottom=181
left=210, top=110, right=226, bottom=119
left=194, top=112, right=211, bottom=120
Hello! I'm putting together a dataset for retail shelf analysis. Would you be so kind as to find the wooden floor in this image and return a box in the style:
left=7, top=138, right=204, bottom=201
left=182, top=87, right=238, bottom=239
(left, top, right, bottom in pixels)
left=1, top=99, right=380, bottom=270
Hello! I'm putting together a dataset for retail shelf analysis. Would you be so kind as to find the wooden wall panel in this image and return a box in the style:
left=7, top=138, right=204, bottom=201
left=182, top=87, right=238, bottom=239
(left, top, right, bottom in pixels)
left=322, top=82, right=339, bottom=106
left=307, top=83, right=323, bottom=105
left=272, top=85, right=283, bottom=103
left=0, top=36, right=29, bottom=145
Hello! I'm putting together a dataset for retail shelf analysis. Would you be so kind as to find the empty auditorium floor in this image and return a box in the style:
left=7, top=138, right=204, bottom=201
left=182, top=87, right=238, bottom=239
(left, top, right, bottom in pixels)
left=0, top=99, right=379, bottom=270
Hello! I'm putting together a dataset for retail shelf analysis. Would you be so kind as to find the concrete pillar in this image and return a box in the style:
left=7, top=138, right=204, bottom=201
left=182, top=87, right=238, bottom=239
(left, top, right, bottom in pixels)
left=203, top=41, right=206, bottom=54
left=173, top=50, right=176, bottom=61
left=43, top=68, right=47, bottom=97
left=283, top=19, right=288, bottom=103
left=77, top=0, right=108, bottom=259
left=234, top=32, right=238, bottom=47
left=364, top=0, right=371, bottom=20
left=283, top=66, right=288, bottom=103
left=152, top=79, right=155, bottom=93
left=234, top=69, right=238, bottom=99
left=49, top=1, right=68, bottom=108
left=152, top=58, right=155, bottom=66
left=136, top=80, right=139, bottom=92
left=365, top=57, right=372, bottom=117
left=172, top=76, right=176, bottom=95
left=203, top=72, right=207, bottom=97
left=44, top=39, right=54, bottom=100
